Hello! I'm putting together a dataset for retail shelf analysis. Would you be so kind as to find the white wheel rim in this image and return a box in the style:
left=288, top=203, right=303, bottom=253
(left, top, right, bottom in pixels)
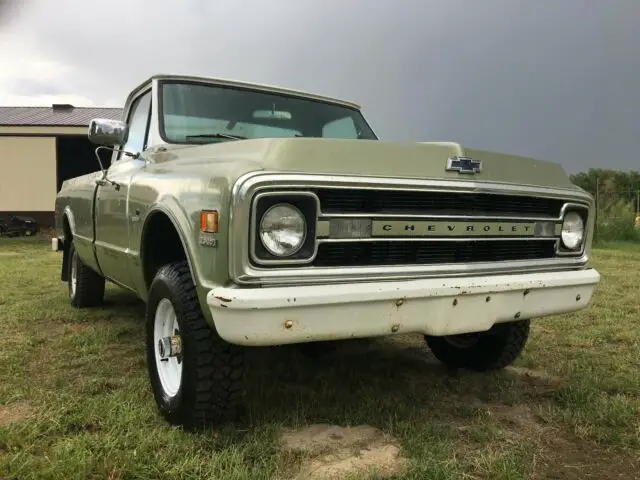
left=70, top=252, right=77, bottom=297
left=154, top=298, right=182, bottom=398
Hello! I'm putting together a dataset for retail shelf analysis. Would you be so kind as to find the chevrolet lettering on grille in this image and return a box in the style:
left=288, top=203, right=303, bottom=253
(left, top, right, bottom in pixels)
left=371, top=220, right=541, bottom=237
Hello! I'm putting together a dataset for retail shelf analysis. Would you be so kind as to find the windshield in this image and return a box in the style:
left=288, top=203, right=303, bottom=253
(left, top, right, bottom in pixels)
left=159, top=81, right=378, bottom=144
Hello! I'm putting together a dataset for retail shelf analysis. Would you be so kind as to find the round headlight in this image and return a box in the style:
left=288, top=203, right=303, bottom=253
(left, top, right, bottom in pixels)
left=259, top=204, right=306, bottom=256
left=561, top=211, right=585, bottom=250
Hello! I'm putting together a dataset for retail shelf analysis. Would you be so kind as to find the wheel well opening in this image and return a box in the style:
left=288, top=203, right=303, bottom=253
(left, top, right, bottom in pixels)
left=143, top=213, right=188, bottom=290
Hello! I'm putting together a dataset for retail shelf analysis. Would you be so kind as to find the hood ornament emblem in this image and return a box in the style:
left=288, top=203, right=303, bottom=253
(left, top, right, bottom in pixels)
left=446, top=156, right=482, bottom=174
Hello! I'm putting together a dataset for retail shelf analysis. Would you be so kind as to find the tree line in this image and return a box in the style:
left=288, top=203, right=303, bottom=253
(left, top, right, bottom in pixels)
left=569, top=168, right=640, bottom=242
left=570, top=168, right=640, bottom=208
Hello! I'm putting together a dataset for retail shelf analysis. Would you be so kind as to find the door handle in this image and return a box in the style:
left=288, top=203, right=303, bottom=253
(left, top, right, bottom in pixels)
left=95, top=177, right=120, bottom=190
left=131, top=209, right=141, bottom=222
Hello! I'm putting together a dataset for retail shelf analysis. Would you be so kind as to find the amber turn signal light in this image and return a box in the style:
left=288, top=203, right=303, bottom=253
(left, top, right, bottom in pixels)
left=200, top=210, right=218, bottom=233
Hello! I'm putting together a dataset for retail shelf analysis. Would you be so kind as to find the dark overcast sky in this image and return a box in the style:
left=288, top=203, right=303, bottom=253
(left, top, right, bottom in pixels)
left=1, top=0, right=638, bottom=173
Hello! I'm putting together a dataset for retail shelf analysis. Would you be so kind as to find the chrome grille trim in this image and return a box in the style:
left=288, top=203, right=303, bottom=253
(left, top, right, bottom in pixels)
left=316, top=237, right=560, bottom=243
left=228, top=171, right=595, bottom=286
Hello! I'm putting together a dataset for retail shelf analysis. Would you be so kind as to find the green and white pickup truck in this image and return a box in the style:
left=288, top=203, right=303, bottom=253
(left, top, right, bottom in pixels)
left=54, top=74, right=600, bottom=429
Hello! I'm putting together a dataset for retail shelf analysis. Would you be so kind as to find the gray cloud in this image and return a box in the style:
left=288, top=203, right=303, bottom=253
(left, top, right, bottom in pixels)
left=6, top=77, right=69, bottom=96
left=0, top=0, right=23, bottom=26
left=5, top=0, right=640, bottom=172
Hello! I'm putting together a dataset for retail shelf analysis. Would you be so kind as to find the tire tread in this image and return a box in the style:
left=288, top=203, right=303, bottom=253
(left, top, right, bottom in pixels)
left=69, top=242, right=105, bottom=308
left=147, top=260, right=244, bottom=429
left=425, top=320, right=530, bottom=372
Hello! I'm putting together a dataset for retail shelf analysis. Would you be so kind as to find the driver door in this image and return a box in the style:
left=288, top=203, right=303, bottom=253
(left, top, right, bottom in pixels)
left=94, top=89, right=152, bottom=289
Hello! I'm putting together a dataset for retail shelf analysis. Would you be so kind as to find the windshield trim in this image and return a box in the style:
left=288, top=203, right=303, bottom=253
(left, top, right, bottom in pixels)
left=157, top=79, right=379, bottom=145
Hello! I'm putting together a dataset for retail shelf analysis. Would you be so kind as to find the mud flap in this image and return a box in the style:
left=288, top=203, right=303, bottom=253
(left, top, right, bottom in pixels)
left=57, top=237, right=69, bottom=281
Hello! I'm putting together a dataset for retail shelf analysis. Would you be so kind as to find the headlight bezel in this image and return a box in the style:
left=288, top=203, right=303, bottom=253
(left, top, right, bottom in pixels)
left=249, top=191, right=318, bottom=266
left=556, top=204, right=589, bottom=256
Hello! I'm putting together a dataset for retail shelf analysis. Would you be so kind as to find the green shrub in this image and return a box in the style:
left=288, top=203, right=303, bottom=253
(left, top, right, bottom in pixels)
left=594, top=200, right=640, bottom=244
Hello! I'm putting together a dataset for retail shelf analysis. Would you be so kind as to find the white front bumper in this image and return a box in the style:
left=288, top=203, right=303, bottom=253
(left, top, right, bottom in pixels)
left=207, top=268, right=600, bottom=346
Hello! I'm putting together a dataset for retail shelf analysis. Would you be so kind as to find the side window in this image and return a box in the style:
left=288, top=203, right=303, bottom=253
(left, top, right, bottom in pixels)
left=322, top=116, right=358, bottom=139
left=119, top=91, right=151, bottom=160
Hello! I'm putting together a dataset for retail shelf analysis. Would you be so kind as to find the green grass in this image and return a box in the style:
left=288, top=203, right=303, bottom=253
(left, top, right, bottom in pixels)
left=1, top=237, right=639, bottom=479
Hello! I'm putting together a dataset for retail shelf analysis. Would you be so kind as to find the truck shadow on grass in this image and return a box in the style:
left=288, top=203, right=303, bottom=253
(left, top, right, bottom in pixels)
left=98, top=289, right=563, bottom=429
left=243, top=337, right=556, bottom=425
left=92, top=289, right=562, bottom=427
left=101, top=289, right=558, bottom=426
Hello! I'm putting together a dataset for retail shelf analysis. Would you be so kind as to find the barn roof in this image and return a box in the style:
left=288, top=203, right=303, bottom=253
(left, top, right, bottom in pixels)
left=0, top=105, right=123, bottom=127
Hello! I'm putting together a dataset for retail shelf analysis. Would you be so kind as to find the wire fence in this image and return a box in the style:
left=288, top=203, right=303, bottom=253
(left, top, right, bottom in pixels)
left=591, top=185, right=640, bottom=243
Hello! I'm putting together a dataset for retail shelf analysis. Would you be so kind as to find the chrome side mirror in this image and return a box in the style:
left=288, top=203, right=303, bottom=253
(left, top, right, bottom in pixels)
left=88, top=118, right=129, bottom=146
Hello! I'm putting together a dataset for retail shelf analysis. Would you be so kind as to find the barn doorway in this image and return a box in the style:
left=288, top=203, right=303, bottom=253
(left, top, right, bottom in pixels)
left=55, top=135, right=113, bottom=192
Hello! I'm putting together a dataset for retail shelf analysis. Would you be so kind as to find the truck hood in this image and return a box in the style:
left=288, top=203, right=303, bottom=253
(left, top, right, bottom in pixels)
left=150, top=138, right=578, bottom=191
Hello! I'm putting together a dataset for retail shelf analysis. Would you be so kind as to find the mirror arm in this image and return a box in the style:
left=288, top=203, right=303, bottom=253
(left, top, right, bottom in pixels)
left=94, top=146, right=125, bottom=190
left=92, top=146, right=146, bottom=190
left=93, top=145, right=108, bottom=172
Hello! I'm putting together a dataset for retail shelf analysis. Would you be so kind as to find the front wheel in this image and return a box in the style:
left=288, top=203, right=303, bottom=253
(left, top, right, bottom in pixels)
left=146, top=261, right=244, bottom=430
left=424, top=320, right=530, bottom=372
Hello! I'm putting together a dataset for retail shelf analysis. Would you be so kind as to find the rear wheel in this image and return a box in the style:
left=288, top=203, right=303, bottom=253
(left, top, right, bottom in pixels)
left=424, top=320, right=530, bottom=372
left=146, top=261, right=244, bottom=430
left=68, top=241, right=105, bottom=308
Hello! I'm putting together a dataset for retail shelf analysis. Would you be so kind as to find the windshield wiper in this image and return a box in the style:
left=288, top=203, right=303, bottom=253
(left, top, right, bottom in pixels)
left=185, top=133, right=246, bottom=140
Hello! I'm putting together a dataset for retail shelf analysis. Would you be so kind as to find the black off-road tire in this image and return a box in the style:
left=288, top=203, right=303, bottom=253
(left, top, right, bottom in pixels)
left=145, top=260, right=244, bottom=430
left=425, top=320, right=530, bottom=372
left=68, top=241, right=105, bottom=308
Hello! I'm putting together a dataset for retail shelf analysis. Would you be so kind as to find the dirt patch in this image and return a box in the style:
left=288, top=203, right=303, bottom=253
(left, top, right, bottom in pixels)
left=471, top=402, right=638, bottom=479
left=537, top=434, right=639, bottom=480
left=65, top=323, right=91, bottom=334
left=0, top=401, right=34, bottom=426
left=475, top=402, right=548, bottom=435
left=506, top=366, right=562, bottom=383
left=282, top=424, right=409, bottom=479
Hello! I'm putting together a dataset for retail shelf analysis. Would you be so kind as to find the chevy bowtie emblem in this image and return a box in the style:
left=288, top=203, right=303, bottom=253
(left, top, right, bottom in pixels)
left=446, top=156, right=482, bottom=174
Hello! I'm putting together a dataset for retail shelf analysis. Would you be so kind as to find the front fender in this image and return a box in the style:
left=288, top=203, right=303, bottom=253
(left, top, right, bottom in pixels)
left=142, top=200, right=199, bottom=286
left=137, top=194, right=228, bottom=325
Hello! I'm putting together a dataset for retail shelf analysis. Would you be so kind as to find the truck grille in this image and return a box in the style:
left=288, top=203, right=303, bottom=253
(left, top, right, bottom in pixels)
left=230, top=173, right=593, bottom=285
left=246, top=184, right=587, bottom=271
left=313, top=240, right=557, bottom=267
left=313, top=188, right=564, bottom=217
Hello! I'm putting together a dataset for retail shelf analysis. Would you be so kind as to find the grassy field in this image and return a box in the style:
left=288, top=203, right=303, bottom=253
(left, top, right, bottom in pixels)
left=1, top=237, right=639, bottom=479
